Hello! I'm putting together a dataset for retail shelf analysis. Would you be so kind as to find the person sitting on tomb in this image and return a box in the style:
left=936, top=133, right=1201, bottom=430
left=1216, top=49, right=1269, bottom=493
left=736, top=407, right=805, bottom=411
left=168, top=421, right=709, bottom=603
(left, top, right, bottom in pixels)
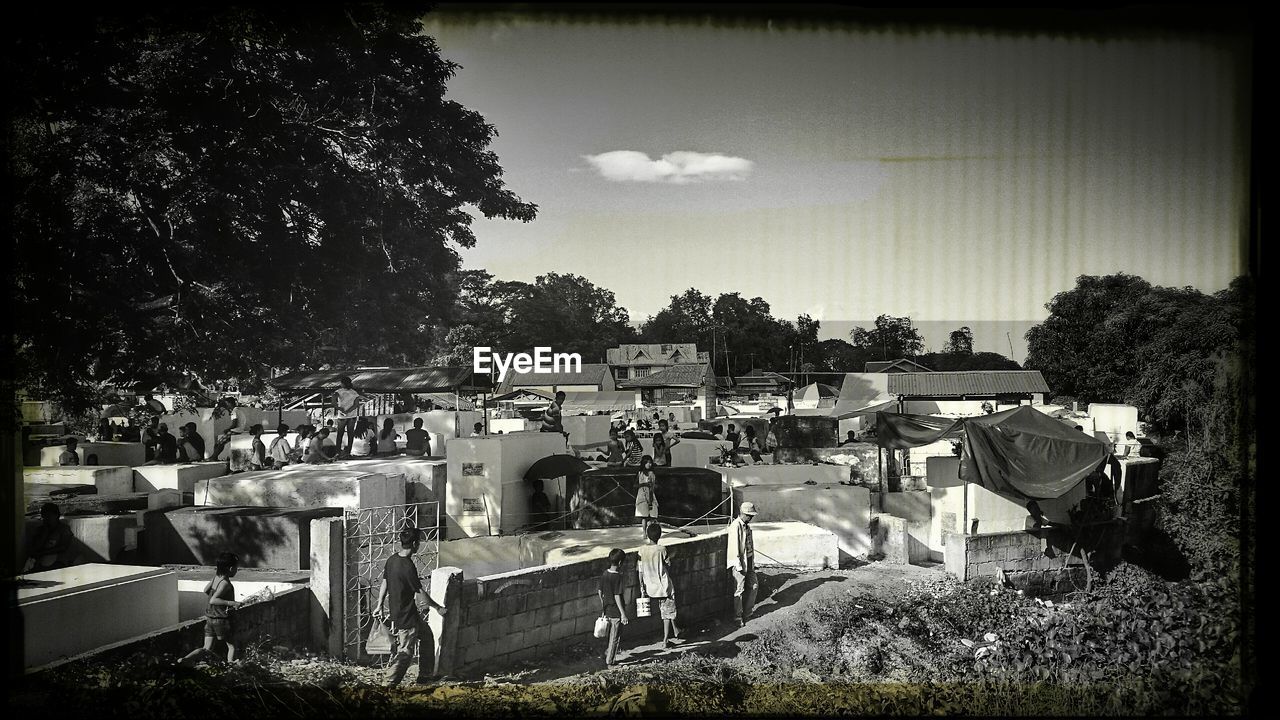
left=143, top=393, right=167, bottom=415
left=143, top=416, right=161, bottom=461
left=267, top=423, right=293, bottom=468
left=473, top=421, right=485, bottom=436
left=529, top=478, right=552, bottom=529
left=305, top=428, right=334, bottom=463
left=120, top=418, right=141, bottom=442
left=405, top=418, right=432, bottom=456
left=248, top=424, right=269, bottom=471
left=24, top=502, right=74, bottom=573
left=601, top=427, right=624, bottom=466
left=838, top=430, right=860, bottom=447
left=85, top=454, right=99, bottom=465
left=377, top=418, right=400, bottom=455
left=350, top=418, right=378, bottom=458
left=291, top=425, right=313, bottom=462
left=740, top=426, right=767, bottom=465
left=622, top=429, right=644, bottom=467
left=184, top=422, right=205, bottom=461
left=713, top=424, right=726, bottom=441
left=156, top=423, right=179, bottom=464
left=724, top=424, right=741, bottom=449
left=58, top=437, right=80, bottom=466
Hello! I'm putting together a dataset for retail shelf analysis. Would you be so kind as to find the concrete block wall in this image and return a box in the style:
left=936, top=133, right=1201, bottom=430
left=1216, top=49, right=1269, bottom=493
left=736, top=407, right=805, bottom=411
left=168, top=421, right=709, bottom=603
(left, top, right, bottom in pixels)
left=943, top=530, right=1055, bottom=581
left=454, top=532, right=728, bottom=670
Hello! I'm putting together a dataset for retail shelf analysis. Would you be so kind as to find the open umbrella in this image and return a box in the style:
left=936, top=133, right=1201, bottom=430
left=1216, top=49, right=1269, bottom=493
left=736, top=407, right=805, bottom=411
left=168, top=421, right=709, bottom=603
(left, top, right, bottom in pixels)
left=524, top=454, right=591, bottom=481
left=101, top=403, right=134, bottom=418
left=680, top=431, right=717, bottom=440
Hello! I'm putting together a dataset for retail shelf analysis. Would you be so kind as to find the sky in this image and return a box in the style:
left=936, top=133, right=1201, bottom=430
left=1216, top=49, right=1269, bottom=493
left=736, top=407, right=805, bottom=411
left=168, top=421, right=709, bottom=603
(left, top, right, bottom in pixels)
left=421, top=9, right=1249, bottom=362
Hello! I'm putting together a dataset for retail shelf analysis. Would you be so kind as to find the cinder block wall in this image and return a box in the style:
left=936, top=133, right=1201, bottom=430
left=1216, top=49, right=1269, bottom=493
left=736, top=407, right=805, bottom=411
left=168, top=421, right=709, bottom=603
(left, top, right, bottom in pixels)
left=454, top=532, right=729, bottom=669
left=943, top=530, right=1088, bottom=597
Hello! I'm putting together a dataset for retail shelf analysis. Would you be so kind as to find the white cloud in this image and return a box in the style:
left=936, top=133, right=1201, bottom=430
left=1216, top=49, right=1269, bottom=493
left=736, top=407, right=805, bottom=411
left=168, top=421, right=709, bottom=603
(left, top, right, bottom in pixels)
left=582, top=150, right=754, bottom=184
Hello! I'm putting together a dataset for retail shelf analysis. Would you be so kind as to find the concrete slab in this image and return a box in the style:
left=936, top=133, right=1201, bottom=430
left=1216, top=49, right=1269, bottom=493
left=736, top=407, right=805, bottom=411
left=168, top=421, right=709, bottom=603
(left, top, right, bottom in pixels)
left=194, top=465, right=404, bottom=510
left=732, top=483, right=872, bottom=563
left=347, top=457, right=447, bottom=506
left=16, top=563, right=179, bottom=669
left=881, top=490, right=932, bottom=564
left=141, top=505, right=343, bottom=569
left=638, top=437, right=731, bottom=468
left=24, top=466, right=134, bottom=496
left=773, top=445, right=881, bottom=489
left=714, top=464, right=850, bottom=489
left=133, top=461, right=228, bottom=493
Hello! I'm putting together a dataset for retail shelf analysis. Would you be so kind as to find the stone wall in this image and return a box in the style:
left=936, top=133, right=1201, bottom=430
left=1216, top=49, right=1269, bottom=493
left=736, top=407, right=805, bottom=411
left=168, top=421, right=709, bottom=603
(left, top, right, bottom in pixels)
left=454, top=532, right=728, bottom=669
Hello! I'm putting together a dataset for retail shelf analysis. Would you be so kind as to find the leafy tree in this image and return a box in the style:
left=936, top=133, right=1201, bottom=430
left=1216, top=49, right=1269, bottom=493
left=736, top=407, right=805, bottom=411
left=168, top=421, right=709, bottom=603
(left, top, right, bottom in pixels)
left=916, top=351, right=1021, bottom=372
left=712, top=293, right=796, bottom=375
left=1024, top=274, right=1205, bottom=403
left=638, top=289, right=714, bottom=344
left=10, top=5, right=536, bottom=415
left=849, top=314, right=925, bottom=361
left=813, top=338, right=868, bottom=373
left=502, top=273, right=635, bottom=361
left=943, top=326, right=974, bottom=355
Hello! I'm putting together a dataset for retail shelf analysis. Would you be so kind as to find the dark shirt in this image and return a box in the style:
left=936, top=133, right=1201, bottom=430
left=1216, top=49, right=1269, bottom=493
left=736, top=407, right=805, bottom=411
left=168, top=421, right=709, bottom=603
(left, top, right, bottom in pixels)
left=598, top=569, right=623, bottom=618
left=187, top=431, right=205, bottom=459
left=157, top=432, right=178, bottom=463
left=384, top=553, right=424, bottom=628
left=725, top=431, right=740, bottom=448
left=404, top=428, right=431, bottom=455
left=531, top=491, right=551, bottom=516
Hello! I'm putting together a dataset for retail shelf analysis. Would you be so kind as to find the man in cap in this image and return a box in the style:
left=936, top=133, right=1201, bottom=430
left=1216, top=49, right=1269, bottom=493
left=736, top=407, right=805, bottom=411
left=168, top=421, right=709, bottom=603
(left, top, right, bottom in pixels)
left=726, top=501, right=759, bottom=628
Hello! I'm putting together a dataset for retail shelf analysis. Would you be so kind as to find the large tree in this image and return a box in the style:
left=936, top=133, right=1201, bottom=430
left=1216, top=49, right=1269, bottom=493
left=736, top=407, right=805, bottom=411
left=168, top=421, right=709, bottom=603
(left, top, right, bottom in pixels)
left=502, top=273, right=636, bottom=362
left=638, top=289, right=714, bottom=345
left=943, top=326, right=974, bottom=355
left=849, top=314, right=925, bottom=361
left=10, top=5, right=536, bottom=414
left=1024, top=274, right=1202, bottom=404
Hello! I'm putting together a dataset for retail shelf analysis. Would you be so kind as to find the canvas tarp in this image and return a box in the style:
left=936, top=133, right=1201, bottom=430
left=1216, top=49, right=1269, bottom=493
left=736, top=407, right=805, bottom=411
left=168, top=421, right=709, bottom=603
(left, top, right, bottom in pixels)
left=874, top=406, right=1109, bottom=501
left=831, top=373, right=897, bottom=420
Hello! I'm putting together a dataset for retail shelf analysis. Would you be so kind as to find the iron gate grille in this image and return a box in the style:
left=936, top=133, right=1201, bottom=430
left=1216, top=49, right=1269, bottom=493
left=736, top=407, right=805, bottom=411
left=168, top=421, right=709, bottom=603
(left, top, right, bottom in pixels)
left=343, top=501, right=441, bottom=659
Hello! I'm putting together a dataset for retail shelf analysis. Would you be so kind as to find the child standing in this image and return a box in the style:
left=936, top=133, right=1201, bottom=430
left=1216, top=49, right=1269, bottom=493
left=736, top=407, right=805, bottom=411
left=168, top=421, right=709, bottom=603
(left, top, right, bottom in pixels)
left=634, top=456, right=659, bottom=538
left=638, top=522, right=682, bottom=648
left=178, top=552, right=243, bottom=665
left=597, top=548, right=629, bottom=667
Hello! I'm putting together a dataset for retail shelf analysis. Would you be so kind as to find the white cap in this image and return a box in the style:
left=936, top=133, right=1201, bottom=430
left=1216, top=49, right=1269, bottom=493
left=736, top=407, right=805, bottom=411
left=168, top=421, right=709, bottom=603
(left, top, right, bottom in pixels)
left=739, top=501, right=758, bottom=516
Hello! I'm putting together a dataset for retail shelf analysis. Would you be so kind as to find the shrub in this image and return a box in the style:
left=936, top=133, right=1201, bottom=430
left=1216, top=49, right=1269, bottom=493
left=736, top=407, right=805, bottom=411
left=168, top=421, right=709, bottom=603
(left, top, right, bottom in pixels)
left=1156, top=447, right=1241, bottom=573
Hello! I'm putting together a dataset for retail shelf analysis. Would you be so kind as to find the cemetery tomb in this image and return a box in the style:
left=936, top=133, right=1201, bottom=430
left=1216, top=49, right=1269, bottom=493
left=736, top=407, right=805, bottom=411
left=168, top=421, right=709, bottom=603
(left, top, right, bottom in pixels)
left=444, top=432, right=568, bottom=537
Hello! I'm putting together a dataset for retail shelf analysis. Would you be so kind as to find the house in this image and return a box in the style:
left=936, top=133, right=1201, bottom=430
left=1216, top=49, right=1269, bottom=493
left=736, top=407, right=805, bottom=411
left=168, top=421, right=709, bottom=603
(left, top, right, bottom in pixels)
left=606, top=343, right=711, bottom=383
left=888, top=370, right=1050, bottom=414
left=864, top=358, right=934, bottom=373
left=492, top=363, right=615, bottom=395
left=618, top=363, right=717, bottom=418
left=732, top=369, right=792, bottom=398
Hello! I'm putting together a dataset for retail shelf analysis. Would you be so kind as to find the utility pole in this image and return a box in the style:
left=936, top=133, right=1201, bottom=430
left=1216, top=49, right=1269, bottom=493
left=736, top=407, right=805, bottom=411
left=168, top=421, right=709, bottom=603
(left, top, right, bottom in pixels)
left=1007, top=332, right=1015, bottom=360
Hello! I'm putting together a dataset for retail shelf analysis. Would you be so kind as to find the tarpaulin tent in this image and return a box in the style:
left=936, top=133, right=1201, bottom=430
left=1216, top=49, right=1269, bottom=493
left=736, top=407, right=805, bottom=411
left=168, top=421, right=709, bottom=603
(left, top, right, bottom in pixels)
left=874, top=406, right=1109, bottom=501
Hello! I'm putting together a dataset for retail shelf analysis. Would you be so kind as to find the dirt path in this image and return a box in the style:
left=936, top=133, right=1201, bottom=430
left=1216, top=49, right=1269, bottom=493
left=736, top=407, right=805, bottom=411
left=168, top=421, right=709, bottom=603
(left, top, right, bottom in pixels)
left=467, top=561, right=945, bottom=686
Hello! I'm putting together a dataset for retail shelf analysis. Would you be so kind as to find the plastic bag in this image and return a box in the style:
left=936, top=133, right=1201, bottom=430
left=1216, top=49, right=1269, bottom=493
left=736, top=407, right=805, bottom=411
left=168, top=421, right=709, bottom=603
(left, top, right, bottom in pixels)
left=593, top=615, right=609, bottom=639
left=366, top=620, right=393, bottom=655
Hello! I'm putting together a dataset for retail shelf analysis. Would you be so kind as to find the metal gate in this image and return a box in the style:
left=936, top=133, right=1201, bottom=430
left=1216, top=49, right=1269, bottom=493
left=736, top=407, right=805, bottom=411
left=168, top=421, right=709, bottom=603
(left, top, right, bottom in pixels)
left=343, top=501, right=441, bottom=659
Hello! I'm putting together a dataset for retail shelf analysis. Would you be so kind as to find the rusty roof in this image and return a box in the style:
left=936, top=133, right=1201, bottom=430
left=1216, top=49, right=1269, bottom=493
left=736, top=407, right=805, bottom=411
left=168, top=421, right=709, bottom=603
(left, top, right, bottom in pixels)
left=886, top=371, right=1050, bottom=397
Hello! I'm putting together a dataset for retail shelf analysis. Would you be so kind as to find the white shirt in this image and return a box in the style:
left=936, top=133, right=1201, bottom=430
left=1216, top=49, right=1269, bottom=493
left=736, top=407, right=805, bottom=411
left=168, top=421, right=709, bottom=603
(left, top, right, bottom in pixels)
left=335, top=387, right=363, bottom=419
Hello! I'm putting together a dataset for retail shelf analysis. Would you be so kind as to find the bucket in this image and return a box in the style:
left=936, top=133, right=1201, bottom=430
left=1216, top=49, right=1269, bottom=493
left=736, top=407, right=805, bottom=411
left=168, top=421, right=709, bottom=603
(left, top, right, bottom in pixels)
left=635, top=596, right=651, bottom=618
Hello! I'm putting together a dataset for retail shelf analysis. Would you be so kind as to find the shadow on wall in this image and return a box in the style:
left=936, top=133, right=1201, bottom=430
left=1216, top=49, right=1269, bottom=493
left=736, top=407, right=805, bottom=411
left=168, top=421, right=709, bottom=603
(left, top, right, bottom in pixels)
left=144, top=507, right=341, bottom=569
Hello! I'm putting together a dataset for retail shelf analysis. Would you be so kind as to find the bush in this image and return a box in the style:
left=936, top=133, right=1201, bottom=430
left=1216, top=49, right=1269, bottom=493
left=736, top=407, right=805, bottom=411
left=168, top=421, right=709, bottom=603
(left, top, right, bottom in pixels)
left=1156, top=447, right=1241, bottom=573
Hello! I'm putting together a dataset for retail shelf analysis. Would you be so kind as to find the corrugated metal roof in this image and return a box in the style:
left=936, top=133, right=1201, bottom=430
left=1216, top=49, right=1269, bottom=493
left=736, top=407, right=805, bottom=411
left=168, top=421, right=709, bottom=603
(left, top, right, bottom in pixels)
left=620, top=364, right=711, bottom=388
left=886, top=371, right=1050, bottom=397
left=495, top=363, right=613, bottom=394
left=271, top=366, right=485, bottom=393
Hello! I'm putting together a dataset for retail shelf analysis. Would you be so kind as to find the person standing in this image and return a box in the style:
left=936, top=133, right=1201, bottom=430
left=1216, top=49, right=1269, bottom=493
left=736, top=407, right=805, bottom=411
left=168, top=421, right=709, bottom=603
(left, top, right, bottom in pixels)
left=178, top=552, right=243, bottom=666
left=651, top=431, right=669, bottom=468
left=622, top=430, right=644, bottom=467
left=726, top=502, right=759, bottom=628
left=332, top=376, right=368, bottom=459
left=373, top=528, right=448, bottom=687
left=637, top=522, right=682, bottom=649
left=540, top=391, right=566, bottom=437
left=654, top=420, right=681, bottom=466
left=741, top=426, right=766, bottom=465
left=634, top=456, right=659, bottom=537
left=58, top=438, right=79, bottom=466
left=724, top=424, right=741, bottom=450
left=597, top=548, right=629, bottom=668
left=405, top=418, right=432, bottom=456
left=248, top=424, right=268, bottom=471
left=267, top=424, right=293, bottom=468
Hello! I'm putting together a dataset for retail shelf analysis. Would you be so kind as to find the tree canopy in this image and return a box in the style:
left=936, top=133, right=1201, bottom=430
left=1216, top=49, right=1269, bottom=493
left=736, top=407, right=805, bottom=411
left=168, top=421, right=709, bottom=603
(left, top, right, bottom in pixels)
left=848, top=314, right=925, bottom=361
left=10, top=5, right=536, bottom=414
